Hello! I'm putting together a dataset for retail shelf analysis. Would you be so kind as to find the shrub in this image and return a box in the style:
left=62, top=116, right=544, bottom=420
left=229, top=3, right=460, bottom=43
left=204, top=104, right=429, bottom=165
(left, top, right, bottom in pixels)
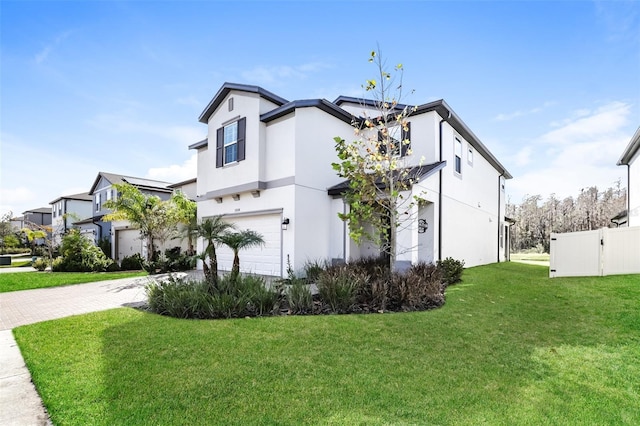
left=144, top=247, right=196, bottom=274
left=32, top=257, right=48, bottom=271
left=147, top=274, right=279, bottom=319
left=303, top=259, right=329, bottom=283
left=317, top=265, right=367, bottom=313
left=120, top=253, right=144, bottom=271
left=437, top=257, right=465, bottom=286
left=287, top=279, right=312, bottom=314
left=53, top=229, right=114, bottom=272
left=388, top=262, right=444, bottom=310
left=97, top=236, right=112, bottom=259
left=349, top=255, right=389, bottom=277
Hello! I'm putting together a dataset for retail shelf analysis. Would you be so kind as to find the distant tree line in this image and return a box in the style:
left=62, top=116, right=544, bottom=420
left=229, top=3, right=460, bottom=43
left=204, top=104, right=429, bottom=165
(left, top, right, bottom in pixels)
left=506, top=181, right=627, bottom=253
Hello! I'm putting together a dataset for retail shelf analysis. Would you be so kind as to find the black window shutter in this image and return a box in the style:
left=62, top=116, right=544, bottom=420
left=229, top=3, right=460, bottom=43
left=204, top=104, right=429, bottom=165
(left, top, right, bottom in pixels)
left=237, top=117, right=246, bottom=162
left=401, top=122, right=411, bottom=157
left=216, top=127, right=224, bottom=168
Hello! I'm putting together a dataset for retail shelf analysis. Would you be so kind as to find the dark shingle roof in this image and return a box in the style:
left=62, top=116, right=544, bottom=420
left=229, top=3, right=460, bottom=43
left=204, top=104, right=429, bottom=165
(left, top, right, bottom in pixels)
left=328, top=161, right=446, bottom=196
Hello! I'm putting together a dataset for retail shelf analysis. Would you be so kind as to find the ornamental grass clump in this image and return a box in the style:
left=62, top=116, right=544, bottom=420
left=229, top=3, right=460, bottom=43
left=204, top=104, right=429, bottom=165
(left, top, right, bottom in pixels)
left=146, top=274, right=279, bottom=319
left=317, top=265, right=367, bottom=313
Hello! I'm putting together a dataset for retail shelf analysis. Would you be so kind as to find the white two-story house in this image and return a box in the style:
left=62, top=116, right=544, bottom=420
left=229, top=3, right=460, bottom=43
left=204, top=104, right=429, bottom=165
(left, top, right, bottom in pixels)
left=617, top=126, right=640, bottom=227
left=190, top=83, right=512, bottom=277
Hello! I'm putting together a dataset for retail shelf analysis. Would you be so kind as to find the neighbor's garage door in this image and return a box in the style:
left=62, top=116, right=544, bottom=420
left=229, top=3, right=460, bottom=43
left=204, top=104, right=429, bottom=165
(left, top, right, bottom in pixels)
left=217, top=213, right=282, bottom=276
left=116, top=229, right=143, bottom=262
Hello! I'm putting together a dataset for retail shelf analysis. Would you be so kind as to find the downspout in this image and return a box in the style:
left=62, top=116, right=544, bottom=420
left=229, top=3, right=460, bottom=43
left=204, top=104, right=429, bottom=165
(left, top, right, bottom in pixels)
left=497, top=173, right=503, bottom=263
left=438, top=111, right=451, bottom=262
left=627, top=164, right=631, bottom=220
left=63, top=199, right=68, bottom=233
left=343, top=200, right=347, bottom=264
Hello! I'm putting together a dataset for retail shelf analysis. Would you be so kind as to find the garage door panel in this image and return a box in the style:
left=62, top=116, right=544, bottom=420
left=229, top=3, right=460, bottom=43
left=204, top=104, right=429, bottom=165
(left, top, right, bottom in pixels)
left=117, top=229, right=143, bottom=262
left=217, top=214, right=281, bottom=276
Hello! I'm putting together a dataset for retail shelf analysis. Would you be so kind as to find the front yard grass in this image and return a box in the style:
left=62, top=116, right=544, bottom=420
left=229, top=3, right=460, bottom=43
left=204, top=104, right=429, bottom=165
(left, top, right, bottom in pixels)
left=0, top=271, right=148, bottom=293
left=13, top=262, right=640, bottom=425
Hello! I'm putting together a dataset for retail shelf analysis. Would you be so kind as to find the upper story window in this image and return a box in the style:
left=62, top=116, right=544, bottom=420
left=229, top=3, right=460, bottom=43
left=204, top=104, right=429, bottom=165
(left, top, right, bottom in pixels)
left=379, top=122, right=411, bottom=158
left=95, top=193, right=101, bottom=212
left=454, top=137, right=462, bottom=175
left=224, top=122, right=238, bottom=164
left=216, top=117, right=246, bottom=168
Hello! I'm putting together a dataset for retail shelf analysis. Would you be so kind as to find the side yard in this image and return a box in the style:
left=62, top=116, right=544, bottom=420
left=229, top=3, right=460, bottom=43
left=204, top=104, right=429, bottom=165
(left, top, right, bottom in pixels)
left=13, top=262, right=640, bottom=425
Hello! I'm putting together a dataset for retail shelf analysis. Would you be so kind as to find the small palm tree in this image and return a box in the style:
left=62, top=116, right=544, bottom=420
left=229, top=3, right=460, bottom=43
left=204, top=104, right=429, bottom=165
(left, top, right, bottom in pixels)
left=197, top=216, right=235, bottom=285
left=219, top=229, right=265, bottom=279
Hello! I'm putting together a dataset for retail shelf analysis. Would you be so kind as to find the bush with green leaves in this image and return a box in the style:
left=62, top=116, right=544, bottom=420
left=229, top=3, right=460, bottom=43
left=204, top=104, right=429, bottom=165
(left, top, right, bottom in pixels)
left=144, top=247, right=196, bottom=275
left=51, top=229, right=114, bottom=272
left=437, top=257, right=465, bottom=286
left=147, top=274, right=279, bottom=319
left=120, top=253, right=145, bottom=271
left=303, top=259, right=329, bottom=283
left=317, top=265, right=367, bottom=313
left=32, top=257, right=48, bottom=271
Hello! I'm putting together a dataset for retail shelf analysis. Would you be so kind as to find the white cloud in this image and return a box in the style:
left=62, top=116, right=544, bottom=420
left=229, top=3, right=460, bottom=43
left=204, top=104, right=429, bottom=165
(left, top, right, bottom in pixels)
left=240, top=62, right=332, bottom=87
left=540, top=102, right=630, bottom=146
left=494, top=101, right=555, bottom=121
left=34, top=30, right=73, bottom=64
left=506, top=101, right=632, bottom=202
left=512, top=146, right=533, bottom=167
left=146, top=154, right=197, bottom=183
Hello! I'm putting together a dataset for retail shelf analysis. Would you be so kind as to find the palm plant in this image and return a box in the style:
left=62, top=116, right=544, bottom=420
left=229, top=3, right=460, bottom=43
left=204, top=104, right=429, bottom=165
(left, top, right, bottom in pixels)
left=219, top=230, right=265, bottom=279
left=197, top=216, right=235, bottom=286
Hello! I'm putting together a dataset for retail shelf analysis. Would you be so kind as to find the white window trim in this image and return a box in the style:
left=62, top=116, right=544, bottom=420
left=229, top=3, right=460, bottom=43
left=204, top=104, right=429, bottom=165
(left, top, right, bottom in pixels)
left=223, top=122, right=239, bottom=165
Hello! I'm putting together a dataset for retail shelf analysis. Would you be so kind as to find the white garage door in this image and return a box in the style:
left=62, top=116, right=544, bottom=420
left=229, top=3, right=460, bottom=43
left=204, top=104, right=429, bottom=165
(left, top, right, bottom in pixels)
left=116, top=229, right=143, bottom=262
left=217, top=213, right=282, bottom=277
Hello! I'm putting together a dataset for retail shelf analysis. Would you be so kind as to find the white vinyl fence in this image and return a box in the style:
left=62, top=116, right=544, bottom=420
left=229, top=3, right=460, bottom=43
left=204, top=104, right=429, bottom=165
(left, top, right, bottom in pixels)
left=550, top=226, right=640, bottom=278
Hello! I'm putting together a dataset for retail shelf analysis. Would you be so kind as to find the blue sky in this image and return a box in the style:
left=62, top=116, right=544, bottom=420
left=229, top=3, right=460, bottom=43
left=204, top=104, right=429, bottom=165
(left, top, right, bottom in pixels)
left=1, top=0, right=639, bottom=218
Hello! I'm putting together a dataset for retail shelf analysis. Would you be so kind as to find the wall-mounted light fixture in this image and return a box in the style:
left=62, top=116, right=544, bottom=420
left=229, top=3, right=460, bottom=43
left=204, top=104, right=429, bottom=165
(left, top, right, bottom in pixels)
left=418, top=219, right=428, bottom=234
left=251, top=190, right=260, bottom=198
left=281, top=218, right=290, bottom=230
left=232, top=194, right=240, bottom=201
left=215, top=197, right=223, bottom=204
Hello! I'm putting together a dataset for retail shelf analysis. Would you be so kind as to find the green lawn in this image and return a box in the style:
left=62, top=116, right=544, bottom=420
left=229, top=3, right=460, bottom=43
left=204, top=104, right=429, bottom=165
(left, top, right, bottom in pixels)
left=0, top=271, right=148, bottom=293
left=13, top=263, right=640, bottom=425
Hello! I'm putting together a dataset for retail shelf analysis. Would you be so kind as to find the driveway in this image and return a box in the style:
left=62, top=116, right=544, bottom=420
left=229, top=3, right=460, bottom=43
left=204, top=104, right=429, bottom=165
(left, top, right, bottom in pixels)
left=0, top=272, right=196, bottom=425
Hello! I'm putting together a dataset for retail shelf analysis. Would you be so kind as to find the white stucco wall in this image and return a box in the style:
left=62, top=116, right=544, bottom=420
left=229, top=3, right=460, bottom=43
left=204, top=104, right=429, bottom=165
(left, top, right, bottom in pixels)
left=438, top=122, right=504, bottom=267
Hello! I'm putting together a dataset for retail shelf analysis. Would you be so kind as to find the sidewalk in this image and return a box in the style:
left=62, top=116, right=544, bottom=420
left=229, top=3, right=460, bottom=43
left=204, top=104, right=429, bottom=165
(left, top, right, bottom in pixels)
left=0, top=273, right=182, bottom=425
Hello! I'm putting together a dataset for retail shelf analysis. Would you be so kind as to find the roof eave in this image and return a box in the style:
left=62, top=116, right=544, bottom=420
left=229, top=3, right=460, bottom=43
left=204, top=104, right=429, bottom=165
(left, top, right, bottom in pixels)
left=617, top=127, right=640, bottom=166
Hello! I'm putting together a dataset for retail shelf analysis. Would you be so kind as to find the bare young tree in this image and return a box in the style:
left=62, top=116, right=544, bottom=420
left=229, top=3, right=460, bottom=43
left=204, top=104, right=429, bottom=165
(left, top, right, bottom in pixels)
left=332, top=49, right=426, bottom=271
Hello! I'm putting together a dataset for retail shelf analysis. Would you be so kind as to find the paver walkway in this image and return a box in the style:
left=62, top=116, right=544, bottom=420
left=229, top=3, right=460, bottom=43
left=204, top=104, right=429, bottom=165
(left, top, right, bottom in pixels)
left=0, top=273, right=192, bottom=425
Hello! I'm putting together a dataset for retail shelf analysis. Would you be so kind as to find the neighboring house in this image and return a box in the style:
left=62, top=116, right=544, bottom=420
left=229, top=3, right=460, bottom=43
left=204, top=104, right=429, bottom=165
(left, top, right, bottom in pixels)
left=168, top=177, right=197, bottom=201
left=617, top=126, right=640, bottom=227
left=49, top=192, right=93, bottom=246
left=190, top=82, right=512, bottom=277
left=15, top=207, right=52, bottom=246
left=21, top=208, right=52, bottom=227
left=76, top=172, right=174, bottom=263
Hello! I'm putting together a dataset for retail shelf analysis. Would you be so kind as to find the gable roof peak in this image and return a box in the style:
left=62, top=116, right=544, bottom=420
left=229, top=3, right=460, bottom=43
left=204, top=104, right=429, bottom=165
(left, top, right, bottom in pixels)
left=199, top=82, right=289, bottom=124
